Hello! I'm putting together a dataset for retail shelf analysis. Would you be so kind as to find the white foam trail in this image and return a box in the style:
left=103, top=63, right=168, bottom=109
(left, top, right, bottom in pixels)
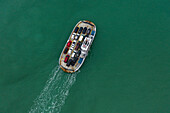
left=29, top=65, right=79, bottom=113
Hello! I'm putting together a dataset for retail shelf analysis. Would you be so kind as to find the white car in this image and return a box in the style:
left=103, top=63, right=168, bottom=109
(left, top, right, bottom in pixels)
left=81, top=38, right=92, bottom=51
left=71, top=40, right=76, bottom=48
left=71, top=52, right=76, bottom=58
left=71, top=34, right=75, bottom=40
left=67, top=48, right=73, bottom=55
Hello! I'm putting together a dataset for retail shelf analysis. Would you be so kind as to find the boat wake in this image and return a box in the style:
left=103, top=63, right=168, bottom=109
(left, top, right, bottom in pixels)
left=29, top=65, right=79, bottom=113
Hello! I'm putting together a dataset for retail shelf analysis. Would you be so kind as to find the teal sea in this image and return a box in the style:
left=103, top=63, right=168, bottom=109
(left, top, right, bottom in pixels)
left=0, top=0, right=170, bottom=113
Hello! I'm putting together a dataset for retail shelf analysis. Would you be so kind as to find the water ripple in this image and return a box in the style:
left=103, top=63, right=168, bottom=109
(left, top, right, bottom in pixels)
left=29, top=65, right=79, bottom=113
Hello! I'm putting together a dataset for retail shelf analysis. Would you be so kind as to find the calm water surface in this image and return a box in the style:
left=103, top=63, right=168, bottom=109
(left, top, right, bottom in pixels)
left=0, top=0, right=170, bottom=113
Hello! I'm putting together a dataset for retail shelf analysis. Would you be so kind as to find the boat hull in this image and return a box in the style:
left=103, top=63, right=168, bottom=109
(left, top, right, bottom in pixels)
left=59, top=20, right=96, bottom=73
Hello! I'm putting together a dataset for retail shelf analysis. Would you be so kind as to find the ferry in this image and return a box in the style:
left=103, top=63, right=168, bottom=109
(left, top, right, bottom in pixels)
left=59, top=20, right=96, bottom=73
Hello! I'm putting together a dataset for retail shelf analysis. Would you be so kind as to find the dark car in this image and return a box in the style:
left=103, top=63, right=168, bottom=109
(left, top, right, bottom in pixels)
left=64, top=47, right=69, bottom=54
left=76, top=50, right=81, bottom=57
left=75, top=43, right=80, bottom=50
left=66, top=59, right=72, bottom=67
left=82, top=27, right=87, bottom=34
left=71, top=57, right=78, bottom=66
left=86, top=28, right=91, bottom=35
left=78, top=27, right=83, bottom=34
left=74, top=27, right=79, bottom=33
left=64, top=55, right=70, bottom=63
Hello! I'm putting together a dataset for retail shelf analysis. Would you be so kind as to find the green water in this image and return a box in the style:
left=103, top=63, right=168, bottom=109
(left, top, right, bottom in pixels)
left=0, top=0, right=170, bottom=113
